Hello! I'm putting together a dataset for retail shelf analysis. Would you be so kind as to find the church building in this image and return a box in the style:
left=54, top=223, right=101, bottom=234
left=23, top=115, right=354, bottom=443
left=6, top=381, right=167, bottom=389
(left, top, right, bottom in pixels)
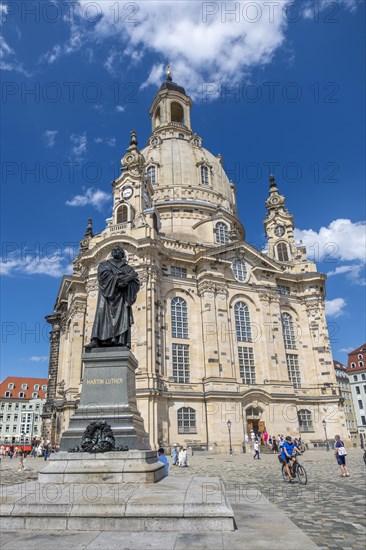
left=42, top=73, right=349, bottom=451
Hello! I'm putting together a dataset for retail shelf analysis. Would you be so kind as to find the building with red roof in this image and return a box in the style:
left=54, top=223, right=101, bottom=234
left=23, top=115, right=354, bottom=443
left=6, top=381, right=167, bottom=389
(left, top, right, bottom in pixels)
left=346, top=344, right=366, bottom=447
left=0, top=377, right=48, bottom=447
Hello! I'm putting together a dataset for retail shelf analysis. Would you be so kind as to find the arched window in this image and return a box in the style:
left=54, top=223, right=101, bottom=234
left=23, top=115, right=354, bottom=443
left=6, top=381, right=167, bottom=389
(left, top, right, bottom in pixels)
left=234, top=302, right=252, bottom=342
left=281, top=313, right=297, bottom=349
left=215, top=222, right=229, bottom=244
left=146, top=165, right=157, bottom=185
left=154, top=107, right=161, bottom=128
left=171, top=297, right=188, bottom=339
left=298, top=409, right=313, bottom=432
left=277, top=242, right=289, bottom=262
left=177, top=407, right=196, bottom=434
left=116, top=205, right=128, bottom=224
left=200, top=165, right=209, bottom=185
left=171, top=102, right=184, bottom=123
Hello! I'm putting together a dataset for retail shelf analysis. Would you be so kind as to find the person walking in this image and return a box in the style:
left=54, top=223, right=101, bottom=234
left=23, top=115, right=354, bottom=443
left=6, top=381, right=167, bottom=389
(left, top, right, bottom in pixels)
left=272, top=436, right=278, bottom=454
left=18, top=452, right=26, bottom=472
left=43, top=441, right=50, bottom=461
left=263, top=430, right=269, bottom=446
left=253, top=439, right=260, bottom=459
left=334, top=435, right=350, bottom=477
left=171, top=443, right=179, bottom=465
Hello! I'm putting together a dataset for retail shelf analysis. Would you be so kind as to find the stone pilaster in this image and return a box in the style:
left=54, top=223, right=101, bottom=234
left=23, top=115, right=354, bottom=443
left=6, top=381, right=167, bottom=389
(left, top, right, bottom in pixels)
left=41, top=312, right=61, bottom=444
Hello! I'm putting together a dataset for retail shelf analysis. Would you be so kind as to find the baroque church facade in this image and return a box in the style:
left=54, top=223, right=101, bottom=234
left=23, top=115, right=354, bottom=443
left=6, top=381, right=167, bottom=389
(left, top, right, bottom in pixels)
left=42, top=75, right=349, bottom=451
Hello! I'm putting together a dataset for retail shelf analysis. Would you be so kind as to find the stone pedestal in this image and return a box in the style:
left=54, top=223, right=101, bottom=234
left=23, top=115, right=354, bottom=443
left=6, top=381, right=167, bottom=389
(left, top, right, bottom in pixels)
left=60, top=348, right=150, bottom=451
left=38, top=450, right=165, bottom=484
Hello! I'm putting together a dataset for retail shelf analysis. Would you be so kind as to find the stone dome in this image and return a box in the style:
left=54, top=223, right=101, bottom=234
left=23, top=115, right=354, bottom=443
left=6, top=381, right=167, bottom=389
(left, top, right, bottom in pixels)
left=139, top=78, right=244, bottom=244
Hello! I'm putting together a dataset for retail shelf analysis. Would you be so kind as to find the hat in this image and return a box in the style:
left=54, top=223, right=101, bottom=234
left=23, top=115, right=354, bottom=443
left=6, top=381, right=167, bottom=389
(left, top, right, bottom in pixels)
left=173, top=443, right=177, bottom=447
left=158, top=447, right=164, bottom=453
left=285, top=436, right=292, bottom=441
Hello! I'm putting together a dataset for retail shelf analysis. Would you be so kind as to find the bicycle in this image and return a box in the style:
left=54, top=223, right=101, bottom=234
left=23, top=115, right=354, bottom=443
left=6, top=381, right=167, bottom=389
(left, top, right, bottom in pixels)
left=281, top=453, right=307, bottom=485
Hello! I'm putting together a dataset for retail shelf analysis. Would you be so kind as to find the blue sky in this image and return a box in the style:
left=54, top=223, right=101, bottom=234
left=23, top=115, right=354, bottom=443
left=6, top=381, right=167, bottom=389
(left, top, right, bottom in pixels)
left=1, top=0, right=365, bottom=379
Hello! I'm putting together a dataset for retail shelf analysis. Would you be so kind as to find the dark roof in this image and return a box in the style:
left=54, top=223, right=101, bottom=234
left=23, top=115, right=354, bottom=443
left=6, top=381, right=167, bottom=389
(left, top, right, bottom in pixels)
left=160, top=80, right=186, bottom=95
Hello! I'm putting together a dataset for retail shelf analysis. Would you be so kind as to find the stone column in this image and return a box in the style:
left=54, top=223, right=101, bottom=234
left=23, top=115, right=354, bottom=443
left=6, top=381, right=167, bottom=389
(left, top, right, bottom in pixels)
left=41, top=312, right=61, bottom=444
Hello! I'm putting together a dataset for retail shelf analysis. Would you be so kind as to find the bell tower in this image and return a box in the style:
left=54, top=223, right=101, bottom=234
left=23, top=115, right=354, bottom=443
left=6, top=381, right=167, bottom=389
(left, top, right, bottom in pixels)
left=149, top=66, right=193, bottom=134
left=263, top=174, right=297, bottom=263
left=110, top=130, right=158, bottom=234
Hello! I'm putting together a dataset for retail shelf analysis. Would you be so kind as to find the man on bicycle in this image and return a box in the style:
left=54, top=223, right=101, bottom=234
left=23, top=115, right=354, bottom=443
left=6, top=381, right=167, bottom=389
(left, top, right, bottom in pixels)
left=281, top=436, right=301, bottom=480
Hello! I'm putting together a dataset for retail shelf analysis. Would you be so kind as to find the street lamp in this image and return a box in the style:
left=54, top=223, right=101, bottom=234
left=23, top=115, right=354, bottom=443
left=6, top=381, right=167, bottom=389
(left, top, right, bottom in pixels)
left=322, top=420, right=330, bottom=451
left=227, top=419, right=233, bottom=456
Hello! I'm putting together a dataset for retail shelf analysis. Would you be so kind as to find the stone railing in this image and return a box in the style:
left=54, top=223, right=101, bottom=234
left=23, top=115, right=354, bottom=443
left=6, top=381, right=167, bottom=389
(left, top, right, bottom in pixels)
left=109, top=223, right=128, bottom=234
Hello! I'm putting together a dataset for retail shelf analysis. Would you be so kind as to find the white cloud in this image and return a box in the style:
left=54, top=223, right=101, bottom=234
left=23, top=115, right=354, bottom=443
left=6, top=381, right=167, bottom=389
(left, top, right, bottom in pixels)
left=66, top=187, right=111, bottom=211
left=70, top=132, right=87, bottom=160
left=70, top=0, right=358, bottom=98
left=325, top=298, right=347, bottom=318
left=44, top=130, right=58, bottom=148
left=303, top=0, right=357, bottom=18
left=338, top=347, right=354, bottom=354
left=0, top=27, right=29, bottom=74
left=0, top=252, right=72, bottom=278
left=295, top=219, right=366, bottom=263
left=30, top=356, right=48, bottom=362
left=116, top=105, right=125, bottom=113
left=327, top=264, right=365, bottom=286
left=40, top=19, right=83, bottom=64
left=94, top=137, right=116, bottom=147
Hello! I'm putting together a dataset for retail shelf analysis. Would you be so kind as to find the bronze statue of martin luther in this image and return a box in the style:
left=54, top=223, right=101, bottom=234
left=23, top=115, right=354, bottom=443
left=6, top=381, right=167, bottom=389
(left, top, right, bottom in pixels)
left=86, top=246, right=140, bottom=350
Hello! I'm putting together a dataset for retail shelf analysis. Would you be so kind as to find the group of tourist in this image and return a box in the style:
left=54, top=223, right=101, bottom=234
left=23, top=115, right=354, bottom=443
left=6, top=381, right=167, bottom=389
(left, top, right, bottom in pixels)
left=171, top=444, right=189, bottom=467
left=249, top=430, right=304, bottom=459
left=156, top=444, right=192, bottom=476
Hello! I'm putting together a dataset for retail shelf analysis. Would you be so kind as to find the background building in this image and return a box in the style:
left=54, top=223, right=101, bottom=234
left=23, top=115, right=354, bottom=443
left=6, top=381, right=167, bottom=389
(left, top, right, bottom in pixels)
left=346, top=344, right=366, bottom=448
left=0, top=377, right=47, bottom=448
left=334, top=360, right=358, bottom=446
left=42, top=75, right=349, bottom=451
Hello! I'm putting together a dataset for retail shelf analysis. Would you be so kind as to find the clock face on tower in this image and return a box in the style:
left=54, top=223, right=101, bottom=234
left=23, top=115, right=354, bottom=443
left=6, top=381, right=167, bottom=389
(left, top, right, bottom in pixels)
left=274, top=225, right=285, bottom=237
left=122, top=187, right=133, bottom=200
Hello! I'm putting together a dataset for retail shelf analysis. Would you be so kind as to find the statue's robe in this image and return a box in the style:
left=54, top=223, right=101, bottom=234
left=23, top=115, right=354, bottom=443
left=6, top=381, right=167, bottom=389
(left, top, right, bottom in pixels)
left=91, top=259, right=139, bottom=345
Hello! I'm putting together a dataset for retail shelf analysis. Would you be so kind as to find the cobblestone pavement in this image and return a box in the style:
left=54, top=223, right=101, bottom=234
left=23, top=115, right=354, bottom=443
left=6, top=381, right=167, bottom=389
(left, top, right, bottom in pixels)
left=1, top=449, right=365, bottom=549
left=171, top=448, right=366, bottom=550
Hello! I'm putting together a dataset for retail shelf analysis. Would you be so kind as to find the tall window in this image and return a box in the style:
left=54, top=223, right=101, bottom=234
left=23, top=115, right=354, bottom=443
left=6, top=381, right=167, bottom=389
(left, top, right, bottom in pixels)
left=116, top=205, right=128, bottom=224
left=171, top=297, right=188, bottom=339
left=215, top=222, right=229, bottom=244
left=146, top=165, right=157, bottom=184
left=172, top=343, right=190, bottom=383
left=281, top=313, right=297, bottom=349
left=200, top=165, right=209, bottom=185
left=177, top=407, right=196, bottom=434
left=286, top=354, right=301, bottom=388
left=238, top=347, right=256, bottom=384
left=277, top=242, right=289, bottom=262
left=232, top=259, right=247, bottom=282
left=298, top=409, right=313, bottom=431
left=234, top=302, right=252, bottom=342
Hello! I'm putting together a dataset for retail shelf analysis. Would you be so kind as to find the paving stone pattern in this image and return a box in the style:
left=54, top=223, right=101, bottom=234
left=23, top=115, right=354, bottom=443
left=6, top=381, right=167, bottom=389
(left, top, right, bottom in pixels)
left=1, top=449, right=365, bottom=549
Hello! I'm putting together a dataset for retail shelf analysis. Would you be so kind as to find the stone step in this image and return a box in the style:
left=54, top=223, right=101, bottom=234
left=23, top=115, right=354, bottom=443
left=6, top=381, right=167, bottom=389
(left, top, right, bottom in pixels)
left=0, top=476, right=235, bottom=532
